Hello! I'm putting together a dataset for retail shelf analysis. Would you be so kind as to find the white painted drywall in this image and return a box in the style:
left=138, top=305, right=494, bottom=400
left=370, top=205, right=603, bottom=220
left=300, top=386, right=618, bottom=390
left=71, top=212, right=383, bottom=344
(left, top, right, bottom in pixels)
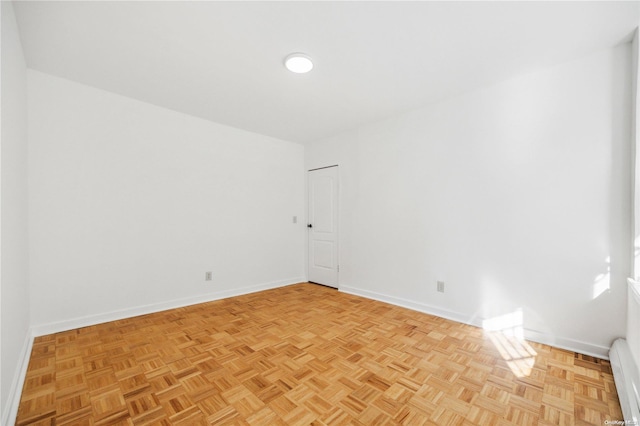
left=28, top=70, right=305, bottom=328
left=1, top=0, right=31, bottom=419
left=307, top=45, right=632, bottom=355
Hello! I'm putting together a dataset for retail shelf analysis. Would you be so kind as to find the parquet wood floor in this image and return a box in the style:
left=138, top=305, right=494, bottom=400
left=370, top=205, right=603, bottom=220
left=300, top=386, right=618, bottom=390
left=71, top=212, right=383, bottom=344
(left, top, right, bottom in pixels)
left=16, top=283, right=622, bottom=425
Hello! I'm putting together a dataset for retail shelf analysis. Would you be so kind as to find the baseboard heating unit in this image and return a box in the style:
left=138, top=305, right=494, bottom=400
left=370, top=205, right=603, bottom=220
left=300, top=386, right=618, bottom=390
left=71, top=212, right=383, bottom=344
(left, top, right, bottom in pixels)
left=609, top=278, right=640, bottom=423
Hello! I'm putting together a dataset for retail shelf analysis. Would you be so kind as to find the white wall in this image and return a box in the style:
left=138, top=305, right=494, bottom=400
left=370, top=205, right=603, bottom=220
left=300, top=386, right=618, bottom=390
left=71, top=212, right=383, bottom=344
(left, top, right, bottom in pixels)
left=28, top=70, right=305, bottom=330
left=1, top=0, right=31, bottom=420
left=307, top=45, right=632, bottom=357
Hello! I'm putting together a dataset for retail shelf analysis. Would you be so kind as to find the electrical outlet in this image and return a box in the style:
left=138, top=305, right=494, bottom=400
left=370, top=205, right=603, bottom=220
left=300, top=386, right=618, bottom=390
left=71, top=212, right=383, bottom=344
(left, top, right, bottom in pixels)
left=437, top=281, right=445, bottom=293
left=205, top=272, right=212, bottom=281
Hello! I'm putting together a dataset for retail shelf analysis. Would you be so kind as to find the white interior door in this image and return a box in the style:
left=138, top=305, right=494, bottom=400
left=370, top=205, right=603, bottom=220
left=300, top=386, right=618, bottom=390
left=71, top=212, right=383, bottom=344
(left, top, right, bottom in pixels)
left=308, top=166, right=338, bottom=288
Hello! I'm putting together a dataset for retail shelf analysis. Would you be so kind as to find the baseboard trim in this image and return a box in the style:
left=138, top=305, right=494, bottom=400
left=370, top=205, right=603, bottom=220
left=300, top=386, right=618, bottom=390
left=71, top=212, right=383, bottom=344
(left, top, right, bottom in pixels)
left=31, top=277, right=305, bottom=337
left=340, top=285, right=611, bottom=359
left=340, top=284, right=483, bottom=327
left=523, top=329, right=611, bottom=360
left=609, top=339, right=640, bottom=422
left=2, top=330, right=35, bottom=426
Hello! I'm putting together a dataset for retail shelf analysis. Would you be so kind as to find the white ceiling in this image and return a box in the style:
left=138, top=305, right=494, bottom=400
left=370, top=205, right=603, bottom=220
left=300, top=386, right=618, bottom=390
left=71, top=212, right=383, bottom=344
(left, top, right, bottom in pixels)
left=13, top=1, right=640, bottom=144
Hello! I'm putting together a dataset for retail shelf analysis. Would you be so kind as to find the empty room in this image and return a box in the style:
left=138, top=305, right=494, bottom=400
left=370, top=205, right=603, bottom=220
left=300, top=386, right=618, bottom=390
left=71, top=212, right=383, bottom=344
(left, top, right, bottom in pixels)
left=2, top=1, right=640, bottom=425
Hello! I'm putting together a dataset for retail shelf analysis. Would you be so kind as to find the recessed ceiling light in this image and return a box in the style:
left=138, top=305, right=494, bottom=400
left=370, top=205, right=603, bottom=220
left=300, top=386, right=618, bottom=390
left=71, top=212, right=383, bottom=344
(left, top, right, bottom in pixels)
left=284, top=53, right=313, bottom=73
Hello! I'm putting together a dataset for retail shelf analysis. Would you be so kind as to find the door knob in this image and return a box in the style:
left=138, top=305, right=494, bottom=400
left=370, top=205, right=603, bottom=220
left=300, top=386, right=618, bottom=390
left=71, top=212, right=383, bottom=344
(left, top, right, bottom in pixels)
left=307, top=224, right=313, bottom=228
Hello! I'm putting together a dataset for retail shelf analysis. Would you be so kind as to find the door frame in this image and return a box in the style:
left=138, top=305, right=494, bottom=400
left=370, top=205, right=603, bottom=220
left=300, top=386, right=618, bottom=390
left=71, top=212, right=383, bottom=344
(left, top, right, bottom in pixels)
left=307, top=165, right=339, bottom=288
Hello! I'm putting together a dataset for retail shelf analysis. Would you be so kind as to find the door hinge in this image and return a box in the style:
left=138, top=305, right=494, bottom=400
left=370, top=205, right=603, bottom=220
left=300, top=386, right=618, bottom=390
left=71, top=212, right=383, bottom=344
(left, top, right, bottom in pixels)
left=337, top=265, right=340, bottom=272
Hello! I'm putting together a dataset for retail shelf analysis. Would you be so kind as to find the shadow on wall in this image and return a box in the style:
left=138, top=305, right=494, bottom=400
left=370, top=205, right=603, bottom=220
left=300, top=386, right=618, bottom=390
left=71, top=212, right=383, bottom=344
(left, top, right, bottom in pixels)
left=483, top=309, right=538, bottom=378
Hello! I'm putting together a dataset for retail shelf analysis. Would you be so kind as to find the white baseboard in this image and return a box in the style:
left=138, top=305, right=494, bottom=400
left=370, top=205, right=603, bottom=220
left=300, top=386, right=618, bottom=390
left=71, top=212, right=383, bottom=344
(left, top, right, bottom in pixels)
left=2, top=330, right=34, bottom=426
left=523, top=329, right=611, bottom=360
left=31, top=277, right=304, bottom=337
left=609, top=339, right=640, bottom=423
left=340, top=284, right=483, bottom=327
left=340, top=285, right=611, bottom=359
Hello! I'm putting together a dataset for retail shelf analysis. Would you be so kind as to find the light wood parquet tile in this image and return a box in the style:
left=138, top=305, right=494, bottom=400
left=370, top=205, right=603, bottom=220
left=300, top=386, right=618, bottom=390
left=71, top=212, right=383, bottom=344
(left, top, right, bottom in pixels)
left=16, top=283, right=622, bottom=425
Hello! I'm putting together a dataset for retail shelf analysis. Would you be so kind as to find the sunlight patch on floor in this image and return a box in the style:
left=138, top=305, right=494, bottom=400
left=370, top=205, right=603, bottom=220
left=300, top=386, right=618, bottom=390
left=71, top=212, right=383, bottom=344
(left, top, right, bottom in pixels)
left=483, top=309, right=537, bottom=378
